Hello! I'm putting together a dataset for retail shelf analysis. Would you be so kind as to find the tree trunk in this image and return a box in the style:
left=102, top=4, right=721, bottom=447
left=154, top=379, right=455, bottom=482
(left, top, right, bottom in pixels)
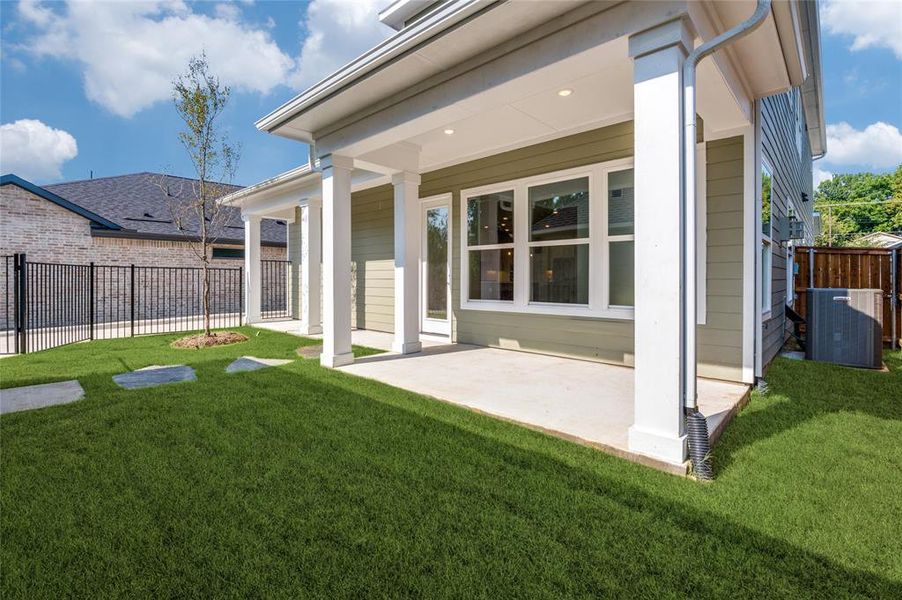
left=203, top=257, right=211, bottom=336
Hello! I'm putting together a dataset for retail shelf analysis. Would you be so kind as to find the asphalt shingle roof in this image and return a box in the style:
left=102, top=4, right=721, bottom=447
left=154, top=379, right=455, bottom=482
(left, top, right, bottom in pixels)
left=44, top=172, right=286, bottom=245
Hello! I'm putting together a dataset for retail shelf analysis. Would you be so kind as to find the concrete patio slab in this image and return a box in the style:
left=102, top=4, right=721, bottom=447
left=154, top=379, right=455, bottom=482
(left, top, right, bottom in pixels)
left=0, top=380, right=85, bottom=414
left=113, top=365, right=197, bottom=390
left=226, top=356, right=293, bottom=373
left=335, top=333, right=750, bottom=475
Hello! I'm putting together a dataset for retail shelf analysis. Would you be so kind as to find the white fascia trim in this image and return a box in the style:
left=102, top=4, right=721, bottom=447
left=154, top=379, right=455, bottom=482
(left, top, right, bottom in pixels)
left=219, top=164, right=315, bottom=206
left=379, top=0, right=435, bottom=30
left=255, top=0, right=494, bottom=136
left=798, top=0, right=826, bottom=156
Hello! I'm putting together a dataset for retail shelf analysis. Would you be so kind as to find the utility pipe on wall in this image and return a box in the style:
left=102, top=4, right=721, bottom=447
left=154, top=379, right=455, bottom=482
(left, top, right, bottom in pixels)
left=681, top=0, right=771, bottom=479
left=681, top=0, right=772, bottom=410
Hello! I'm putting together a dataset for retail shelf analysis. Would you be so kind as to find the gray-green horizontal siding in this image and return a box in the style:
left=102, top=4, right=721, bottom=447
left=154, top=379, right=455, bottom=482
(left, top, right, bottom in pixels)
left=349, top=121, right=745, bottom=381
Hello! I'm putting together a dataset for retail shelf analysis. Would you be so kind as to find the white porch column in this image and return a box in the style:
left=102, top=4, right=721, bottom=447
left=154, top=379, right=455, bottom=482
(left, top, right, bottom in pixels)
left=242, top=214, right=262, bottom=324
left=288, top=207, right=302, bottom=319
left=299, top=198, right=322, bottom=335
left=627, top=18, right=693, bottom=465
left=319, top=155, right=354, bottom=367
left=392, top=171, right=422, bottom=354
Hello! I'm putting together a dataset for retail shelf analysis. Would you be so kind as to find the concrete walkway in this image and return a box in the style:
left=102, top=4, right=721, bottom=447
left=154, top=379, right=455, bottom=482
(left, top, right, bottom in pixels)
left=0, top=380, right=85, bottom=414
left=253, top=321, right=749, bottom=474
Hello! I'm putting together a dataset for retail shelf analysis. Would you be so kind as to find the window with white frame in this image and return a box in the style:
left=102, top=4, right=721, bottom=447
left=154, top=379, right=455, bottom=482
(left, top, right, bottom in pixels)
left=528, top=177, right=590, bottom=304
left=465, top=189, right=515, bottom=301
left=607, top=169, right=635, bottom=307
left=460, top=159, right=635, bottom=318
left=761, top=161, right=773, bottom=316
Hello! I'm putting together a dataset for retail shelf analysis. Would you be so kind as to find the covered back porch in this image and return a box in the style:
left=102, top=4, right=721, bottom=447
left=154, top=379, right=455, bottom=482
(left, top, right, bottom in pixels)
left=226, top=1, right=806, bottom=468
left=254, top=321, right=749, bottom=475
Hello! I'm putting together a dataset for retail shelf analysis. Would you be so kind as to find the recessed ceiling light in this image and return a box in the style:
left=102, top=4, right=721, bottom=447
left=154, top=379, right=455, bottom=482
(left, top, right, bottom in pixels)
left=557, top=89, right=573, bottom=97
left=444, top=128, right=455, bottom=135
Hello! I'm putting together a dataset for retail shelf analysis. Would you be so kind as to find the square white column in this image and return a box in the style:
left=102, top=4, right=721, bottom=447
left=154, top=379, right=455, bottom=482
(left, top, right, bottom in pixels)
left=320, top=155, right=354, bottom=368
left=392, top=171, right=422, bottom=354
left=299, top=198, right=322, bottom=335
left=288, top=207, right=302, bottom=319
left=627, top=18, right=693, bottom=465
left=242, top=214, right=262, bottom=324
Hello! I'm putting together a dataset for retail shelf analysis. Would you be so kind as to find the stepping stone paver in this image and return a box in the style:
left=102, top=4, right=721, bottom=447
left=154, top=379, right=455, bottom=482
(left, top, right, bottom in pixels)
left=226, top=356, right=293, bottom=373
left=0, top=380, right=85, bottom=414
left=113, top=365, right=196, bottom=389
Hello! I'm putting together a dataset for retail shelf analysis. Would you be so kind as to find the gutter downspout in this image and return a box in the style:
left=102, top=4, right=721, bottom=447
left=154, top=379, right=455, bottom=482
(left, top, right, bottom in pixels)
left=681, top=0, right=771, bottom=480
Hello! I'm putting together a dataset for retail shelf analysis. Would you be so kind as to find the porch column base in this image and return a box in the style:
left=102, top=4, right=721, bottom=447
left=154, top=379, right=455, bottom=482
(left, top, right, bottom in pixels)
left=245, top=315, right=262, bottom=325
left=628, top=425, right=688, bottom=465
left=298, top=323, right=322, bottom=336
left=321, top=352, right=354, bottom=368
left=391, top=340, right=422, bottom=355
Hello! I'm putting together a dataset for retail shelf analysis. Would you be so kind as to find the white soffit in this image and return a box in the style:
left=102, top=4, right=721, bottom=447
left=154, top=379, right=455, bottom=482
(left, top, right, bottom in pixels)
left=379, top=37, right=634, bottom=170
left=696, top=58, right=747, bottom=134
left=707, top=0, right=793, bottom=98
left=274, top=1, right=613, bottom=141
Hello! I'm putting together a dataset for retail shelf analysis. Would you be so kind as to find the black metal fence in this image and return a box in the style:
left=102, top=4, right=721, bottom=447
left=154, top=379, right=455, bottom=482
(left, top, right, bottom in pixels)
left=261, top=259, right=291, bottom=320
left=2, top=255, right=16, bottom=354
left=0, top=254, right=257, bottom=354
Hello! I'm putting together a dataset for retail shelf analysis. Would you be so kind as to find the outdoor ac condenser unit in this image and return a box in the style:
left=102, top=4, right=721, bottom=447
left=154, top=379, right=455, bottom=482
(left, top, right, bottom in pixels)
left=806, top=288, right=883, bottom=369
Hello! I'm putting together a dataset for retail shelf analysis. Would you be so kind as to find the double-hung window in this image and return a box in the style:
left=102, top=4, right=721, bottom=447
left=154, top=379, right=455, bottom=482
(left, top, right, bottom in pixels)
left=466, top=190, right=515, bottom=301
left=528, top=176, right=590, bottom=304
left=460, top=158, right=635, bottom=319
left=761, top=161, right=773, bottom=317
left=606, top=169, right=635, bottom=307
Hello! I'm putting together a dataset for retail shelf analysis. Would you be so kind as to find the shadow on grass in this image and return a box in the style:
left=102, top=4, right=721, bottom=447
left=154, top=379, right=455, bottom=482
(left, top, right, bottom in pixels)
left=713, top=350, right=902, bottom=474
left=2, top=356, right=898, bottom=597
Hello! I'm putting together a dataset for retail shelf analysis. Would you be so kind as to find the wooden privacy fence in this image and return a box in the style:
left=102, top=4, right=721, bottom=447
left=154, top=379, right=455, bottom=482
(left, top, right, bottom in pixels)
left=794, top=246, right=900, bottom=347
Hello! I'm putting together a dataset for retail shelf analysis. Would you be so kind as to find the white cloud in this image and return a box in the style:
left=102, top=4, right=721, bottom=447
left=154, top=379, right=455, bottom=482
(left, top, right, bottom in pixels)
left=214, top=3, right=241, bottom=22
left=824, top=121, right=902, bottom=169
left=813, top=165, right=834, bottom=189
left=295, top=0, right=392, bottom=89
left=1, top=119, right=78, bottom=182
left=821, top=0, right=902, bottom=59
left=18, top=0, right=296, bottom=117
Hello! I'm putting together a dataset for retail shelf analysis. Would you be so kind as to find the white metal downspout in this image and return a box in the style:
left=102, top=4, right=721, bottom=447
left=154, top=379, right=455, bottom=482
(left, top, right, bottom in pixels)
left=682, top=0, right=772, bottom=409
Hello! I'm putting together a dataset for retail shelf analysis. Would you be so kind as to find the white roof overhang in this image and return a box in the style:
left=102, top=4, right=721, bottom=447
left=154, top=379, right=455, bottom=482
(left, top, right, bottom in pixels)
left=219, top=164, right=386, bottom=218
left=257, top=0, right=825, bottom=161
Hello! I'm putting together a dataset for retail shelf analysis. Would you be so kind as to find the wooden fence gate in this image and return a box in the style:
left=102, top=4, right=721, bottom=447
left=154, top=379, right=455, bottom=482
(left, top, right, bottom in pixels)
left=794, top=246, right=900, bottom=347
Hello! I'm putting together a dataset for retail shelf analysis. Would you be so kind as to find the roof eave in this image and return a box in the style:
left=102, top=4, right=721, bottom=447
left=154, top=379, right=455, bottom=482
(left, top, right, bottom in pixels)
left=0, top=173, right=123, bottom=230
left=254, top=0, right=494, bottom=137
left=218, top=164, right=318, bottom=207
left=798, top=0, right=826, bottom=157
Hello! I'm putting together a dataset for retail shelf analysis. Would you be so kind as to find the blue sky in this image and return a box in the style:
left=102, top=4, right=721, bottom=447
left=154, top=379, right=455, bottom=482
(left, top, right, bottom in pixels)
left=1, top=0, right=900, bottom=187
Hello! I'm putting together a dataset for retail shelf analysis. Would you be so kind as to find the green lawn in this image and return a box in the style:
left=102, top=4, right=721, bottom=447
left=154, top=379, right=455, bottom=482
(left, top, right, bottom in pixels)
left=1, top=328, right=900, bottom=598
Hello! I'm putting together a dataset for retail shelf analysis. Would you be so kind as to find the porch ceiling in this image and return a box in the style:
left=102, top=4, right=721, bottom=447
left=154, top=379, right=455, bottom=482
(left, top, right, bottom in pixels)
left=262, top=0, right=814, bottom=170
left=341, top=31, right=746, bottom=173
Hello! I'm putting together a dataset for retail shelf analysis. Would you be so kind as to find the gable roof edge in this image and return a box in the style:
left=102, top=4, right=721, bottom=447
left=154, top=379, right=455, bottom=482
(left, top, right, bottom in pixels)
left=0, top=173, right=122, bottom=230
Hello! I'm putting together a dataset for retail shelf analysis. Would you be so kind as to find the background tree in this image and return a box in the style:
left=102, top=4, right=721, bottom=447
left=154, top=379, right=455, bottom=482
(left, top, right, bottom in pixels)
left=164, top=53, right=239, bottom=337
left=814, top=166, right=902, bottom=246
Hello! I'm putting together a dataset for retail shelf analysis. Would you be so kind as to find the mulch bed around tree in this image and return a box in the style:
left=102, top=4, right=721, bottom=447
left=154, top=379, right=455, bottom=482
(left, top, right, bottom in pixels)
left=296, top=345, right=323, bottom=359
left=171, top=332, right=248, bottom=349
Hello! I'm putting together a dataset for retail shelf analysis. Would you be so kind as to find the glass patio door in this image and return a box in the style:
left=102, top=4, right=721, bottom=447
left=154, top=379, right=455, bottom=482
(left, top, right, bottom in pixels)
left=421, top=196, right=451, bottom=336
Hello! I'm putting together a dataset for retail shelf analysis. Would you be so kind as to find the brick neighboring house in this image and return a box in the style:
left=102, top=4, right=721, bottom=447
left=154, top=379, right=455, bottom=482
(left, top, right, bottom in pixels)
left=1, top=173, right=288, bottom=338
left=0, top=172, right=286, bottom=265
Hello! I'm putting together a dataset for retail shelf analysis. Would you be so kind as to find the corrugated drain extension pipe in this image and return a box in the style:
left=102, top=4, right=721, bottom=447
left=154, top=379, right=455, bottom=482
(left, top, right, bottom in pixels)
left=682, top=0, right=772, bottom=480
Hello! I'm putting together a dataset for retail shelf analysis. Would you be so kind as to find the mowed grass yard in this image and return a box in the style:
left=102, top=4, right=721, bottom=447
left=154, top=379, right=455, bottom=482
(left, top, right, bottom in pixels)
left=1, top=327, right=900, bottom=598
